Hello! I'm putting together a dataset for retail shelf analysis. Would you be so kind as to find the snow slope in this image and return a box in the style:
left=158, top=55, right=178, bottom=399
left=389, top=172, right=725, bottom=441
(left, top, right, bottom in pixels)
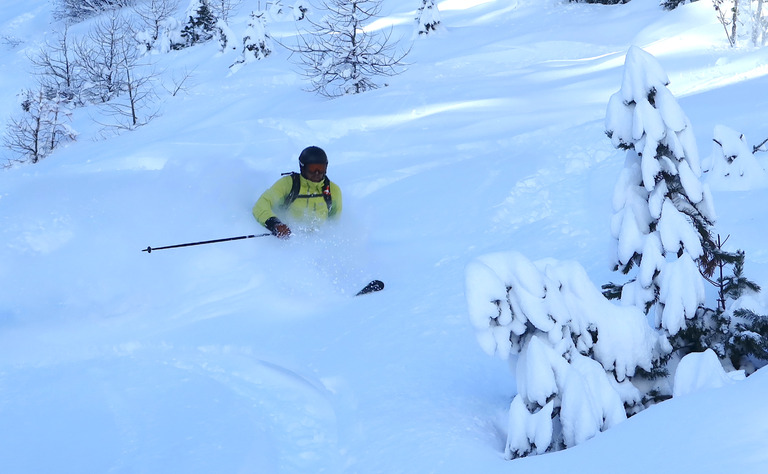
left=2, top=0, right=768, bottom=472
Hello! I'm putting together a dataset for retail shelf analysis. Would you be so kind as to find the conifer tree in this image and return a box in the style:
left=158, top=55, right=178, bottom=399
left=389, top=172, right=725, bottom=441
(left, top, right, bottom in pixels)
left=673, top=236, right=768, bottom=372
left=177, top=0, right=218, bottom=48
left=605, top=46, right=717, bottom=339
left=416, top=0, right=441, bottom=36
left=294, top=0, right=409, bottom=97
left=465, top=252, right=656, bottom=458
left=728, top=308, right=768, bottom=369
left=242, top=11, right=271, bottom=61
left=605, top=46, right=768, bottom=384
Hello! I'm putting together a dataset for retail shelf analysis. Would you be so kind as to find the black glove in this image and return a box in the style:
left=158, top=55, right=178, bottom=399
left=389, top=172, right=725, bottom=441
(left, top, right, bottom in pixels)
left=265, top=217, right=291, bottom=239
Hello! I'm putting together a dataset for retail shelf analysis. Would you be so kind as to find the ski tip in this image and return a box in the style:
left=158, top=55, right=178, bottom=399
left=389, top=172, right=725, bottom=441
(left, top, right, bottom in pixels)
left=356, top=280, right=385, bottom=296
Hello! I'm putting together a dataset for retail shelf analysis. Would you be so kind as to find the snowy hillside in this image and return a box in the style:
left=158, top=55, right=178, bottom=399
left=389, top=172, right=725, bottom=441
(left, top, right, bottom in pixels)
left=2, top=0, right=768, bottom=472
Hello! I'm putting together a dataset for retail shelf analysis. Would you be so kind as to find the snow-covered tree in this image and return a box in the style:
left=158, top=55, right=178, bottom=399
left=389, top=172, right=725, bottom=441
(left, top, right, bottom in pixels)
left=3, top=87, right=76, bottom=165
left=74, top=14, right=135, bottom=103
left=670, top=232, right=768, bottom=372
left=605, top=46, right=717, bottom=339
left=216, top=19, right=238, bottom=54
left=294, top=0, right=409, bottom=98
left=265, top=0, right=286, bottom=21
left=176, top=0, right=219, bottom=49
left=209, top=0, right=242, bottom=23
left=661, top=0, right=690, bottom=10
left=746, top=0, right=768, bottom=46
left=28, top=25, right=83, bottom=106
left=707, top=125, right=768, bottom=190
left=712, top=0, right=768, bottom=47
left=416, top=0, right=441, bottom=36
left=728, top=307, right=768, bottom=370
left=134, top=0, right=180, bottom=52
left=569, top=0, right=629, bottom=4
left=239, top=11, right=271, bottom=63
left=466, top=252, right=657, bottom=458
left=54, top=0, right=134, bottom=21
left=153, top=17, right=184, bottom=53
left=292, top=0, right=309, bottom=20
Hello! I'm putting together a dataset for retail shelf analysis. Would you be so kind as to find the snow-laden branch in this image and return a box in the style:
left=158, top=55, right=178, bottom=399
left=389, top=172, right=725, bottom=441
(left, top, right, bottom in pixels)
left=466, top=251, right=658, bottom=457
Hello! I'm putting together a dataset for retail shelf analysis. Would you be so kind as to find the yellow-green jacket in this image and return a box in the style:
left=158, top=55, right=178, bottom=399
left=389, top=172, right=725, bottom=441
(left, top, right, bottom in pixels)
left=253, top=173, right=342, bottom=229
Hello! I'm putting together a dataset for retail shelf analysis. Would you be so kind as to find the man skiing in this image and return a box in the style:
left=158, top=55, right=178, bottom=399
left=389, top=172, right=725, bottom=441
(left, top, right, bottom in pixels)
left=253, top=146, right=342, bottom=239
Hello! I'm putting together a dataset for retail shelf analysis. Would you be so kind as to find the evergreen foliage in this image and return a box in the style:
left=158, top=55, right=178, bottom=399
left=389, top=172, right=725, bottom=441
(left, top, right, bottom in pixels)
left=54, top=0, right=135, bottom=21
left=177, top=0, right=219, bottom=49
left=242, top=12, right=271, bottom=61
left=416, top=0, right=441, bottom=36
left=729, top=308, right=768, bottom=366
left=670, top=236, right=768, bottom=372
left=466, top=253, right=657, bottom=458
left=661, top=0, right=691, bottom=10
left=605, top=46, right=716, bottom=339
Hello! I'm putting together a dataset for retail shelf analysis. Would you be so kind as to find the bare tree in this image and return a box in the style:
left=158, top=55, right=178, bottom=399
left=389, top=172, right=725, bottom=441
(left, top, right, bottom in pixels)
left=99, top=36, right=160, bottom=130
left=1, top=34, right=24, bottom=49
left=69, top=13, right=160, bottom=130
left=3, top=88, right=76, bottom=164
left=293, top=0, right=409, bottom=98
left=712, top=0, right=768, bottom=47
left=748, top=0, right=768, bottom=46
left=75, top=15, right=131, bottom=103
left=134, top=0, right=180, bottom=51
left=209, top=0, right=242, bottom=22
left=163, top=66, right=197, bottom=97
left=54, top=0, right=136, bottom=21
left=28, top=25, right=83, bottom=105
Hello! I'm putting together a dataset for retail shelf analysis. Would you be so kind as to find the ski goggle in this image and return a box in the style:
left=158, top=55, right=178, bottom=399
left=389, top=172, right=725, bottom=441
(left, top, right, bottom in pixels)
left=304, top=163, right=327, bottom=174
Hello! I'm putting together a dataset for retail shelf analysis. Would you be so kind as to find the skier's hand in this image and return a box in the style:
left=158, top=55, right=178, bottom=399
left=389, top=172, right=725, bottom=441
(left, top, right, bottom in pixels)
left=265, top=217, right=291, bottom=239
left=274, top=223, right=291, bottom=239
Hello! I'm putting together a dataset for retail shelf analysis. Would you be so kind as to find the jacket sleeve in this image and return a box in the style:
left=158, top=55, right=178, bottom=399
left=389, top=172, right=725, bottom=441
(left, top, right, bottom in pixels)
left=253, top=176, right=293, bottom=227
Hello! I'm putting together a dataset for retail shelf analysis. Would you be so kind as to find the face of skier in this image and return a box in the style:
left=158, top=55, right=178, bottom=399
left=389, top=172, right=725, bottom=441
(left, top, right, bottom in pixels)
left=302, top=163, right=327, bottom=182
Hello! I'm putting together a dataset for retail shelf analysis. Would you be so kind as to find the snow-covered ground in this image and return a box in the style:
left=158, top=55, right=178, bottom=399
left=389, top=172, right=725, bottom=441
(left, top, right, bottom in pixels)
left=2, top=0, right=768, bottom=472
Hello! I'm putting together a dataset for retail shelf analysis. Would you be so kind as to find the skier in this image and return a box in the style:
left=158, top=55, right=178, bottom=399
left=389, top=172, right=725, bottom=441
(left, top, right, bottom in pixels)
left=253, top=146, right=342, bottom=239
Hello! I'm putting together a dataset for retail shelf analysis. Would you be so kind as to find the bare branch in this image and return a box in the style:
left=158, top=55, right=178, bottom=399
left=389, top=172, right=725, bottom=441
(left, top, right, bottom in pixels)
left=753, top=136, right=768, bottom=154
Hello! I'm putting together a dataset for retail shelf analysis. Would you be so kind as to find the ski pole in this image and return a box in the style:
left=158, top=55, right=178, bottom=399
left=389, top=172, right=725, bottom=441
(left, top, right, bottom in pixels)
left=142, top=233, right=271, bottom=253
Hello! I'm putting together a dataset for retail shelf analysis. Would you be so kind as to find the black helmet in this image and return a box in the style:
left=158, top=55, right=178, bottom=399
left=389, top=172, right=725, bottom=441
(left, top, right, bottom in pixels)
left=298, top=146, right=328, bottom=166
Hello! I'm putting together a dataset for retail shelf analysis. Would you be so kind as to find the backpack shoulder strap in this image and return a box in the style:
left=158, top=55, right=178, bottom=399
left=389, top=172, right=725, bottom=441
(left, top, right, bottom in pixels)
left=322, top=177, right=332, bottom=212
left=282, top=172, right=332, bottom=212
left=282, top=172, right=301, bottom=208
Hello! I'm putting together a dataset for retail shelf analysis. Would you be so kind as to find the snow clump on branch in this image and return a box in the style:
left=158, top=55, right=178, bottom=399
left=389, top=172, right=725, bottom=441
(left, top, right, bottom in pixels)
left=465, top=251, right=658, bottom=457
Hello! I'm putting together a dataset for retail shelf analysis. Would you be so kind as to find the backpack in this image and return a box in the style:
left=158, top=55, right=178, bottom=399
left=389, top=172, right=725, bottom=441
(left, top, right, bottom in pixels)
left=281, top=172, right=332, bottom=212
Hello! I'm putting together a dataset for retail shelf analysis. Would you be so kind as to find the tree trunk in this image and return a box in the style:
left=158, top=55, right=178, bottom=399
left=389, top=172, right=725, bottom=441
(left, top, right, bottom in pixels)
left=755, top=0, right=766, bottom=46
left=732, top=0, right=740, bottom=46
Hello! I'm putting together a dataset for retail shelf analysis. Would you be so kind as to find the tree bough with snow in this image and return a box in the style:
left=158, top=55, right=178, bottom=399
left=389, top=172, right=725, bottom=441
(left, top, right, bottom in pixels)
left=233, top=11, right=271, bottom=68
left=708, top=125, right=768, bottom=191
left=416, top=0, right=441, bottom=36
left=175, top=0, right=219, bottom=49
left=605, top=46, right=717, bottom=338
left=465, top=251, right=658, bottom=458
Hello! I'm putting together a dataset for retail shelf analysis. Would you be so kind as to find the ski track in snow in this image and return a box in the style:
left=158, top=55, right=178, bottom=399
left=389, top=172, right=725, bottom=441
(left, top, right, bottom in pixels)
left=1, top=343, right=340, bottom=473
